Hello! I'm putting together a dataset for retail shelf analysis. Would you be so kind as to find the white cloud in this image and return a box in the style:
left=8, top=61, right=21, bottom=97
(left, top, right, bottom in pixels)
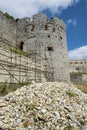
left=68, top=46, right=87, bottom=60
left=67, top=19, right=77, bottom=26
left=0, top=0, right=80, bottom=18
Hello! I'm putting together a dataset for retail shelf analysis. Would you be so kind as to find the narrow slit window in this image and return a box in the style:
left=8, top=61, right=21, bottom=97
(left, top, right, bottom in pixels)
left=59, top=36, right=62, bottom=40
left=45, top=25, right=48, bottom=30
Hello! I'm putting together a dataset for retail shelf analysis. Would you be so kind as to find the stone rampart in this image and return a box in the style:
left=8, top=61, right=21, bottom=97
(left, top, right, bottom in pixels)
left=0, top=11, right=16, bottom=46
left=0, top=46, right=46, bottom=83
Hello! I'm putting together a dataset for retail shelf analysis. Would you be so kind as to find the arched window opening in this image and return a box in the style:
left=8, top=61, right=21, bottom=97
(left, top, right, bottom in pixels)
left=19, top=41, right=24, bottom=50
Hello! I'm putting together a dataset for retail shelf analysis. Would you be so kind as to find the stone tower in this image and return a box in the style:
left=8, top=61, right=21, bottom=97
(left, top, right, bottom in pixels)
left=17, top=14, right=70, bottom=82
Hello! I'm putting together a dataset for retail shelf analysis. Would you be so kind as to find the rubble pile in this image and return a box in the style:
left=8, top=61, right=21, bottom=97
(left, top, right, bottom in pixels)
left=0, top=82, right=87, bottom=130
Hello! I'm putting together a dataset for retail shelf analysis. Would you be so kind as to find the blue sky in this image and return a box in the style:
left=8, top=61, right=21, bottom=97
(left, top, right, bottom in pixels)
left=0, top=0, right=87, bottom=60
left=60, top=0, right=87, bottom=49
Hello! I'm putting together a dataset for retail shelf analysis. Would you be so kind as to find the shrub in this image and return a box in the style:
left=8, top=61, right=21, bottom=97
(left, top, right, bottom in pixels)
left=4, top=12, right=14, bottom=20
left=66, top=91, right=77, bottom=98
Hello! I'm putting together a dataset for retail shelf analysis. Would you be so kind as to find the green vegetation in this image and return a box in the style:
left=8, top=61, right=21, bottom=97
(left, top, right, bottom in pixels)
left=74, top=84, right=87, bottom=94
left=3, top=12, right=19, bottom=22
left=66, top=91, right=77, bottom=98
left=0, top=82, right=29, bottom=96
left=49, top=128, right=56, bottom=130
left=15, top=18, right=19, bottom=22
left=79, top=120, right=85, bottom=126
left=10, top=48, right=29, bottom=57
left=70, top=72, right=87, bottom=75
left=64, top=125, right=74, bottom=130
left=23, top=98, right=38, bottom=111
left=3, top=12, right=14, bottom=20
left=0, top=82, right=8, bottom=96
left=10, top=48, right=36, bottom=60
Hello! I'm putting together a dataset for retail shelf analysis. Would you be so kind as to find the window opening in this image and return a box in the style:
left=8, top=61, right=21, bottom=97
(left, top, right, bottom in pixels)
left=47, top=47, right=53, bottom=51
left=47, top=35, right=50, bottom=38
left=45, top=25, right=48, bottom=30
left=59, top=36, right=62, bottom=40
left=19, top=41, right=24, bottom=50
left=76, top=67, right=79, bottom=70
left=53, top=28, right=56, bottom=32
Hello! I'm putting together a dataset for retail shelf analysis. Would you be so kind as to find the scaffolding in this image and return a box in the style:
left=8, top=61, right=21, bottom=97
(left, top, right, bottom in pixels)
left=0, top=35, right=54, bottom=84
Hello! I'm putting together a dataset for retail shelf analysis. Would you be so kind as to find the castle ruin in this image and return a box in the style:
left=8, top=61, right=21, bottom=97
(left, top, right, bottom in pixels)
left=0, top=11, right=70, bottom=83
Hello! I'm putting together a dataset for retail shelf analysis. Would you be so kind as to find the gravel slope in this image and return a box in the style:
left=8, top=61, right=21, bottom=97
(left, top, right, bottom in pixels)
left=0, top=82, right=87, bottom=130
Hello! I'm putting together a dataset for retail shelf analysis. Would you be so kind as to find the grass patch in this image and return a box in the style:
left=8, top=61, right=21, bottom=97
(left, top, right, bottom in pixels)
left=66, top=91, right=77, bottom=98
left=74, top=84, right=87, bottom=94
left=70, top=72, right=87, bottom=75
left=10, top=48, right=36, bottom=60
left=0, top=82, right=29, bottom=96
left=23, top=98, right=38, bottom=111
left=49, top=128, right=56, bottom=130
left=0, top=83, right=8, bottom=96
left=64, top=125, right=74, bottom=130
left=10, top=48, right=29, bottom=57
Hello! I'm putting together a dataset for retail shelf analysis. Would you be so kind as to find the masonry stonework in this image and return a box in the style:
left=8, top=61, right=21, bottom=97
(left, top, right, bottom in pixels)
left=0, top=11, right=16, bottom=47
left=69, top=60, right=87, bottom=84
left=17, top=14, right=70, bottom=82
left=0, top=12, right=70, bottom=83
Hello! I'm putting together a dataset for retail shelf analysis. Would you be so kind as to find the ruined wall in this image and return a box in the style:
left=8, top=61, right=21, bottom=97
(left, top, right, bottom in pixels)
left=0, top=11, right=16, bottom=47
left=69, top=60, right=87, bottom=84
left=16, top=17, right=31, bottom=46
left=69, top=60, right=87, bottom=73
left=0, top=12, right=70, bottom=83
left=0, top=46, right=46, bottom=83
left=17, top=14, right=70, bottom=82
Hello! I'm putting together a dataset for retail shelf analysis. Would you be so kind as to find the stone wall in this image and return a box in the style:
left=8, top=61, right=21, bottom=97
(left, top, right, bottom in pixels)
left=0, top=11, right=16, bottom=47
left=1, top=10, right=87, bottom=84
left=17, top=14, right=70, bottom=83
left=0, top=12, right=70, bottom=83
left=69, top=60, right=87, bottom=84
left=0, top=46, right=46, bottom=83
left=69, top=60, right=87, bottom=73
